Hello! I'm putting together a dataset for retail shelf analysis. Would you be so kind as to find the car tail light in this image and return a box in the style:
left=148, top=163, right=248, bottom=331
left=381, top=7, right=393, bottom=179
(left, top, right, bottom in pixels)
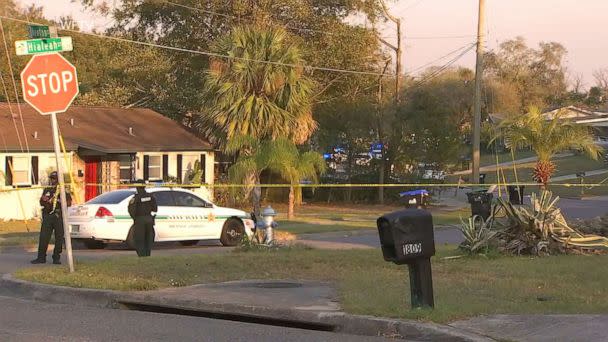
left=95, top=207, right=114, bottom=221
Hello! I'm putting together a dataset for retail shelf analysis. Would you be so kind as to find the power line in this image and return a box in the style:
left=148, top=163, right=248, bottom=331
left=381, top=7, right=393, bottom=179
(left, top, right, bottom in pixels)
left=405, top=35, right=475, bottom=40
left=411, top=43, right=476, bottom=87
left=0, top=15, right=395, bottom=78
left=162, top=0, right=474, bottom=44
left=158, top=0, right=383, bottom=40
left=406, top=42, right=475, bottom=74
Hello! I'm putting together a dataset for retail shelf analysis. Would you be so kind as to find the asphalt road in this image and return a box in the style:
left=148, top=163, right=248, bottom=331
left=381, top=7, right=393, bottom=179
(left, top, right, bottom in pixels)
left=299, top=227, right=464, bottom=249
left=0, top=296, right=390, bottom=342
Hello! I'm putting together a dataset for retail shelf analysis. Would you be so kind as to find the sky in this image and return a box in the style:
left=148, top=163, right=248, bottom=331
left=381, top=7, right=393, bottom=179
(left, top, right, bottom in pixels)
left=21, top=0, right=608, bottom=89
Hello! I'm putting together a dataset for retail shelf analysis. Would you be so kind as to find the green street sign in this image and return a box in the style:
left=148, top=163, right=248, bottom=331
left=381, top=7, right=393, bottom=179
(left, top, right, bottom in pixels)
left=28, top=25, right=55, bottom=39
left=15, top=37, right=73, bottom=56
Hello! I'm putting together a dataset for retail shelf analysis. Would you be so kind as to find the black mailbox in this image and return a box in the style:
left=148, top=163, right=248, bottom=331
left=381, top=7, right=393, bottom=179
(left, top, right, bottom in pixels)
left=377, top=209, right=435, bottom=308
left=377, top=209, right=435, bottom=264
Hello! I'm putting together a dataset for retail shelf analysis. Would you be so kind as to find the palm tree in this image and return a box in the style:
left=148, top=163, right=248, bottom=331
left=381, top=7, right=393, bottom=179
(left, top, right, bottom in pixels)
left=198, top=25, right=317, bottom=147
left=226, top=136, right=325, bottom=219
left=494, top=106, right=602, bottom=187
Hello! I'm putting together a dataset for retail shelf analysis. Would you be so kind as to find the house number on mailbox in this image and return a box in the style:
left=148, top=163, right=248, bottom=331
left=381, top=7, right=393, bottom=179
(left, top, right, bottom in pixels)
left=402, top=242, right=423, bottom=255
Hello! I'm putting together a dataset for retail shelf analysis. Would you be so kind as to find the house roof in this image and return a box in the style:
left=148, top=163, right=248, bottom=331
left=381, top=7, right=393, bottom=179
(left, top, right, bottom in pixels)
left=0, top=103, right=213, bottom=153
left=488, top=106, right=608, bottom=126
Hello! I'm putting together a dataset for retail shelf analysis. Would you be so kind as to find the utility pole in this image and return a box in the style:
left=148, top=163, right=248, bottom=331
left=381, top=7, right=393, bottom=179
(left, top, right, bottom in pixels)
left=379, top=0, right=403, bottom=103
left=378, top=0, right=403, bottom=204
left=472, top=0, right=485, bottom=185
left=377, top=60, right=391, bottom=204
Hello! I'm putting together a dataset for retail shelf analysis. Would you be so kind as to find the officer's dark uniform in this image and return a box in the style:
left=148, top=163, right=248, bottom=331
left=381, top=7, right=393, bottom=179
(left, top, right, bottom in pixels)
left=128, top=186, right=157, bottom=257
left=32, top=174, right=72, bottom=264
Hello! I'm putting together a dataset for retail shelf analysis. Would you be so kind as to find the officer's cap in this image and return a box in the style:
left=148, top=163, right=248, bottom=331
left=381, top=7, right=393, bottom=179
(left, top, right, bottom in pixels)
left=134, top=179, right=146, bottom=187
left=49, top=171, right=58, bottom=179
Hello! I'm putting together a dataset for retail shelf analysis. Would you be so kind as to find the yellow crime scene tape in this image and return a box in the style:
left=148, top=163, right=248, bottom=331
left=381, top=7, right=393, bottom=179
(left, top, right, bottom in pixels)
left=3, top=181, right=608, bottom=193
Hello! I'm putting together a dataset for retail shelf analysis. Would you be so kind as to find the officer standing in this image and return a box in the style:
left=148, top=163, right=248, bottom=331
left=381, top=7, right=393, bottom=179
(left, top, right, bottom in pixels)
left=31, top=171, right=72, bottom=264
left=128, top=180, right=157, bottom=257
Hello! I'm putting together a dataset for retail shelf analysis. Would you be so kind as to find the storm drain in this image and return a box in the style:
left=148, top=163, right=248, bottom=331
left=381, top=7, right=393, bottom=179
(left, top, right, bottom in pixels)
left=118, top=301, right=336, bottom=332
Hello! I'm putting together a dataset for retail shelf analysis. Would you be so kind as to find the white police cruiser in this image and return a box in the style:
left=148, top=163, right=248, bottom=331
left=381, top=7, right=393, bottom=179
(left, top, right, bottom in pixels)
left=68, top=188, right=255, bottom=249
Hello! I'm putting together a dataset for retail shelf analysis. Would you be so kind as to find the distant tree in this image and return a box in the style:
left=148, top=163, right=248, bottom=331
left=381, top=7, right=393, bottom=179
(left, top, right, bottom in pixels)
left=394, top=68, right=474, bottom=171
left=493, top=106, right=602, bottom=187
left=484, top=37, right=568, bottom=112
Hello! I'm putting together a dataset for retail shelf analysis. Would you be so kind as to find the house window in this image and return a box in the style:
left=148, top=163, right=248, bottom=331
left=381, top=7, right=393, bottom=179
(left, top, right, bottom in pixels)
left=148, top=155, right=162, bottom=180
left=11, top=156, right=30, bottom=185
left=119, top=155, right=133, bottom=183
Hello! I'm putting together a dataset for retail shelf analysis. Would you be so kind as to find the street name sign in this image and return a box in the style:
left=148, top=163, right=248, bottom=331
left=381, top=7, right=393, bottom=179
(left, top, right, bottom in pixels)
left=15, top=37, right=73, bottom=56
left=28, top=25, right=57, bottom=39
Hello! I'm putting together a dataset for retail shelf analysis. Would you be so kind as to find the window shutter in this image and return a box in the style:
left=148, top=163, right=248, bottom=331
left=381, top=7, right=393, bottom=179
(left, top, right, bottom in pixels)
left=200, top=154, right=206, bottom=184
left=176, top=154, right=183, bottom=184
left=143, top=155, right=149, bottom=181
left=5, top=156, right=12, bottom=186
left=162, top=154, right=169, bottom=181
left=31, top=156, right=39, bottom=185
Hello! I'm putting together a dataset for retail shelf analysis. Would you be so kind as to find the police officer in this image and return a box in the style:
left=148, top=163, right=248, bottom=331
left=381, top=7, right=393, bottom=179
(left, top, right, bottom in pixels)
left=31, top=171, right=72, bottom=264
left=128, top=180, right=157, bottom=257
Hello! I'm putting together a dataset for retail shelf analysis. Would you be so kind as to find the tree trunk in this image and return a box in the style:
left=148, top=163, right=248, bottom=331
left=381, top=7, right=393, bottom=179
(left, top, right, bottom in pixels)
left=288, top=186, right=295, bottom=220
left=251, top=173, right=262, bottom=217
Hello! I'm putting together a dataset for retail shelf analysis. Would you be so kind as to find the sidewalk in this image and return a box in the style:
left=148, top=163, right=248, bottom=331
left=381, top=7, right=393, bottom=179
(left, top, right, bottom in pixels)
left=451, top=314, right=608, bottom=342
left=0, top=273, right=491, bottom=341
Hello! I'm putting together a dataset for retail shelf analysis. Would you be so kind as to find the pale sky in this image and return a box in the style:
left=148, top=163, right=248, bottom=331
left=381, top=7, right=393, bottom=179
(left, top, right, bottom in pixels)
left=21, top=0, right=608, bottom=89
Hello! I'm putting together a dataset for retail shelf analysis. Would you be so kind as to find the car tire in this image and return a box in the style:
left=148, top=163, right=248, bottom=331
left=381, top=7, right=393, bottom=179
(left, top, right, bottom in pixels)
left=179, top=240, right=199, bottom=246
left=83, top=240, right=107, bottom=250
left=220, top=218, right=245, bottom=247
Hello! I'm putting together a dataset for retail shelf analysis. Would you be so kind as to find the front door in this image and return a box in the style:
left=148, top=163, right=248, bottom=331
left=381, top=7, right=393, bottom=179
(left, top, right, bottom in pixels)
left=84, top=159, right=100, bottom=201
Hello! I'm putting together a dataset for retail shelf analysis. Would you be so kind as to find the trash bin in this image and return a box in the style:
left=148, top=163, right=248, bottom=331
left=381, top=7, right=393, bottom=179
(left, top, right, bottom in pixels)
left=466, top=191, right=493, bottom=220
left=399, top=189, right=429, bottom=208
left=507, top=185, right=525, bottom=204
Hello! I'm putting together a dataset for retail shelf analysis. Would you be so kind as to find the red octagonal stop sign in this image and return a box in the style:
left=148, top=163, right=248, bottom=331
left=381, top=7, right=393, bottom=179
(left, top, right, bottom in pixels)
left=20, top=53, right=79, bottom=115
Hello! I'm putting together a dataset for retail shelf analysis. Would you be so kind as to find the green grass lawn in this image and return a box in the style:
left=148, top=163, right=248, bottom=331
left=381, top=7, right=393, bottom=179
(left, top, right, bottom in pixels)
left=0, top=220, right=40, bottom=247
left=273, top=203, right=466, bottom=234
left=478, top=150, right=536, bottom=167
left=15, top=245, right=608, bottom=323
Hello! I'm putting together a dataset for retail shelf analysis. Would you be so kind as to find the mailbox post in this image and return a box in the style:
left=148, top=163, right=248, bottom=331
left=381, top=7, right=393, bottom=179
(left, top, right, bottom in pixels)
left=377, top=209, right=435, bottom=308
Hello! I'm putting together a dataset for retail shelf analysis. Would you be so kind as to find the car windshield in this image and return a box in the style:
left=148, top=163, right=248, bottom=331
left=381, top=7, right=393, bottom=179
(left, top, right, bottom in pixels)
left=86, top=190, right=135, bottom=204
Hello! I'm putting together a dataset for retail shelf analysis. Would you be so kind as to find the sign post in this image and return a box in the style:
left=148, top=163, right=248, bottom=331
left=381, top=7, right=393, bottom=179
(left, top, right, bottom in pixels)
left=20, top=52, right=79, bottom=273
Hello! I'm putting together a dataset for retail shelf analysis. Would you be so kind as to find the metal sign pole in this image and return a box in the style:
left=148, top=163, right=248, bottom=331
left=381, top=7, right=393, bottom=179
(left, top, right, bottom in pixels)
left=51, top=112, right=74, bottom=272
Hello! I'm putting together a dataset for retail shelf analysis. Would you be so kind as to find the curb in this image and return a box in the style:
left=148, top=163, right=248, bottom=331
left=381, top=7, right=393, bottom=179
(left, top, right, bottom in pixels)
left=0, top=274, right=494, bottom=341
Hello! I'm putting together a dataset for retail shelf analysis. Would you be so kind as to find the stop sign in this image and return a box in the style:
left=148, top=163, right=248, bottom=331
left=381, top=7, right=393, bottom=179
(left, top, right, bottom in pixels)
left=20, top=53, right=79, bottom=115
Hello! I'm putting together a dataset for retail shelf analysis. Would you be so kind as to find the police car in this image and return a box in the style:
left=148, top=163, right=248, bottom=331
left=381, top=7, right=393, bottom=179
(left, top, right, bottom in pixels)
left=68, top=188, right=255, bottom=249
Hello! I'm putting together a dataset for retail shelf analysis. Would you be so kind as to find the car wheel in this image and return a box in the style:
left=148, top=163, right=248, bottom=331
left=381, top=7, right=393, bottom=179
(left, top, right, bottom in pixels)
left=220, top=218, right=244, bottom=246
left=179, top=240, right=199, bottom=246
left=83, top=240, right=107, bottom=250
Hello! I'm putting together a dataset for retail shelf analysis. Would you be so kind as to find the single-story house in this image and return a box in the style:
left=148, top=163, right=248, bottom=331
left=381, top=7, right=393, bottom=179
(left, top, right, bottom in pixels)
left=0, top=103, right=215, bottom=220
left=488, top=106, right=608, bottom=146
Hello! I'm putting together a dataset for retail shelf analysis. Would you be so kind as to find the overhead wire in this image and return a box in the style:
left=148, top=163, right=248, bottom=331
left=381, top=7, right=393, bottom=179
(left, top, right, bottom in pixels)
left=406, top=42, right=476, bottom=74
left=159, top=0, right=475, bottom=48
left=0, top=15, right=396, bottom=78
left=410, top=43, right=476, bottom=87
